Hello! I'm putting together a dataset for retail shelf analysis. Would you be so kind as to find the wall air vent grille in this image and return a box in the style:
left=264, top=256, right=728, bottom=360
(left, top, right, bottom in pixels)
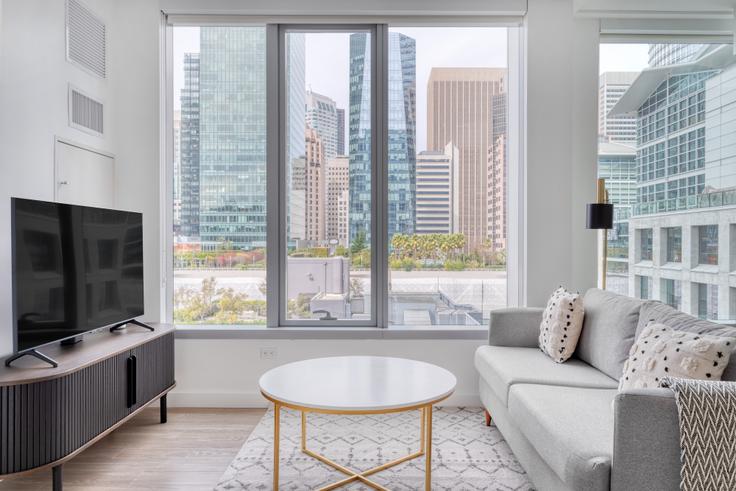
left=69, top=87, right=104, bottom=135
left=66, top=0, right=106, bottom=78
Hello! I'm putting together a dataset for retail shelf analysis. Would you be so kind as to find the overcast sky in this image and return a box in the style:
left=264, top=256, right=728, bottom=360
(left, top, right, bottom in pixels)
left=173, top=27, right=650, bottom=151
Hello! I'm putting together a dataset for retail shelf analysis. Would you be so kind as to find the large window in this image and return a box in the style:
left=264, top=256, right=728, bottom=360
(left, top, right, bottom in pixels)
left=386, top=27, right=508, bottom=327
left=639, top=228, right=653, bottom=261
left=665, top=227, right=682, bottom=263
left=661, top=278, right=681, bottom=308
left=598, top=41, right=734, bottom=321
left=697, top=225, right=718, bottom=266
left=168, top=22, right=515, bottom=328
left=697, top=283, right=718, bottom=319
left=171, top=26, right=268, bottom=326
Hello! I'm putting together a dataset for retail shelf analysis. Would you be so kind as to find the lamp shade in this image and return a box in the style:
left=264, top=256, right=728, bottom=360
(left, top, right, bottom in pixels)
left=586, top=203, right=613, bottom=229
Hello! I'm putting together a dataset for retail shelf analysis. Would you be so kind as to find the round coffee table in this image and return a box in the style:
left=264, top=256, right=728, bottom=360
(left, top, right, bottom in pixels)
left=259, top=356, right=456, bottom=491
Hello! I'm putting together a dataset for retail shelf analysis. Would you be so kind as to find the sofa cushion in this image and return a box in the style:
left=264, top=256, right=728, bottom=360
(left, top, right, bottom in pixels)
left=508, top=384, right=617, bottom=491
left=637, top=300, right=736, bottom=381
left=576, top=288, right=643, bottom=380
left=620, top=323, right=735, bottom=390
left=474, top=345, right=618, bottom=406
left=539, top=286, right=585, bottom=363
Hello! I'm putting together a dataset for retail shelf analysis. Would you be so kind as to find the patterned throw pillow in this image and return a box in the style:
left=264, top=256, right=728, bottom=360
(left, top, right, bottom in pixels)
left=619, top=323, right=735, bottom=391
left=539, top=286, right=585, bottom=363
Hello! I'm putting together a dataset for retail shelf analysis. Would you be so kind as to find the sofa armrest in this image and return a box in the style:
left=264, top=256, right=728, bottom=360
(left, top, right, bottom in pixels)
left=488, top=307, right=544, bottom=347
left=612, top=388, right=681, bottom=491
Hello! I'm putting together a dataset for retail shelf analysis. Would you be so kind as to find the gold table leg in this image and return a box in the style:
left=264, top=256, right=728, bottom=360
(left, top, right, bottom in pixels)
left=273, top=404, right=280, bottom=490
left=295, top=407, right=432, bottom=491
left=425, top=405, right=433, bottom=491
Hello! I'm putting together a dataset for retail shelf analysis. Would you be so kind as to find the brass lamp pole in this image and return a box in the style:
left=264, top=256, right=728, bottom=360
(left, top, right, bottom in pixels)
left=586, top=178, right=614, bottom=290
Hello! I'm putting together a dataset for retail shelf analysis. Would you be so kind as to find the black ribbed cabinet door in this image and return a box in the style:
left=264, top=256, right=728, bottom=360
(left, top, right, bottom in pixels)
left=0, top=350, right=130, bottom=474
left=131, top=332, right=175, bottom=412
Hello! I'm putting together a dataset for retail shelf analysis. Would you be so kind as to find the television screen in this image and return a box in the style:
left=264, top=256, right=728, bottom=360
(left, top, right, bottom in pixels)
left=12, top=198, right=144, bottom=352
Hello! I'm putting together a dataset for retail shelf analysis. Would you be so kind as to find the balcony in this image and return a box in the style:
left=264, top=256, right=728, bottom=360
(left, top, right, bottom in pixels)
left=633, top=189, right=736, bottom=215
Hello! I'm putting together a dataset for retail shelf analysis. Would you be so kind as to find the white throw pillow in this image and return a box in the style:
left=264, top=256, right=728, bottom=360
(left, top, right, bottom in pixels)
left=539, top=286, right=585, bottom=363
left=619, top=323, right=735, bottom=391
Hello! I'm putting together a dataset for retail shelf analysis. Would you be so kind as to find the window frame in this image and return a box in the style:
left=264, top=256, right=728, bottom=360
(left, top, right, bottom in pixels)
left=162, top=16, right=523, bottom=330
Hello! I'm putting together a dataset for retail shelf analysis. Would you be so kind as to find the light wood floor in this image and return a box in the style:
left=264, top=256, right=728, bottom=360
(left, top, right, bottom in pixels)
left=0, top=408, right=267, bottom=491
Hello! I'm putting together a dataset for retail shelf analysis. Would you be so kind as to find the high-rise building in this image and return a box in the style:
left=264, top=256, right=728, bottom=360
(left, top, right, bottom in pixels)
left=609, top=43, right=736, bottom=319
left=179, top=52, right=200, bottom=239
left=648, top=44, right=708, bottom=67
left=336, top=108, right=345, bottom=156
left=197, top=28, right=304, bottom=251
left=199, top=28, right=267, bottom=250
left=290, top=156, right=306, bottom=242
left=325, top=156, right=349, bottom=246
left=427, top=67, right=505, bottom=251
left=306, top=91, right=339, bottom=162
left=349, top=32, right=416, bottom=242
left=173, top=110, right=182, bottom=232
left=416, top=143, right=459, bottom=234
left=488, top=134, right=507, bottom=251
left=597, top=141, right=636, bottom=296
left=489, top=92, right=508, bottom=250
left=286, top=33, right=306, bottom=247
left=598, top=72, right=638, bottom=144
left=305, top=126, right=325, bottom=243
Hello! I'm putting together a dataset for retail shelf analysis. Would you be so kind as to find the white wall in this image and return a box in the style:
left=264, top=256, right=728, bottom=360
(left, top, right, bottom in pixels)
left=0, top=0, right=116, bottom=356
left=0, top=0, right=600, bottom=407
left=0, top=0, right=162, bottom=357
left=524, top=0, right=599, bottom=306
left=174, top=338, right=485, bottom=407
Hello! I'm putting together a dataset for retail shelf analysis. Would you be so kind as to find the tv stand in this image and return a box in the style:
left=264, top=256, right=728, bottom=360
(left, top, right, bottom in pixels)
left=110, top=318, right=155, bottom=333
left=0, top=324, right=175, bottom=490
left=4, top=349, right=58, bottom=368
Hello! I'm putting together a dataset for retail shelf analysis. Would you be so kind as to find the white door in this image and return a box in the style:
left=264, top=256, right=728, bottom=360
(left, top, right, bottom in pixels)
left=55, top=139, right=115, bottom=208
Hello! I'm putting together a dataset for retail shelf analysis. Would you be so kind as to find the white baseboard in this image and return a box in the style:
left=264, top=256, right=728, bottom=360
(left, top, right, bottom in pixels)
left=167, top=390, right=481, bottom=409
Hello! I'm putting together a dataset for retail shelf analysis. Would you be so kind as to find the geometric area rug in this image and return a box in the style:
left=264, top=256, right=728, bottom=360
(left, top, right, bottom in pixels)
left=215, top=407, right=534, bottom=490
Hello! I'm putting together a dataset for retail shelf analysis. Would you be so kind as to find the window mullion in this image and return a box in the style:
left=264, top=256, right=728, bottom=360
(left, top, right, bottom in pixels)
left=375, top=24, right=389, bottom=328
left=266, top=24, right=280, bottom=327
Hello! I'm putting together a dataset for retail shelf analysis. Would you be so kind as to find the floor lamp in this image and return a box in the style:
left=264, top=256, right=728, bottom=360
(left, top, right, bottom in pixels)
left=586, top=178, right=614, bottom=290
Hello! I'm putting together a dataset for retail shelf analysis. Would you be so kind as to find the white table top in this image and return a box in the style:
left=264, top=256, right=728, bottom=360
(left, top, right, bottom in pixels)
left=259, top=356, right=457, bottom=412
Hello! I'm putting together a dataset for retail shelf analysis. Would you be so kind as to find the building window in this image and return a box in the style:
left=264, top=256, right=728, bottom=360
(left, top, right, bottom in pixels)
left=640, top=228, right=653, bottom=261
left=661, top=278, right=681, bottom=309
left=665, top=227, right=682, bottom=263
left=637, top=275, right=652, bottom=300
left=168, top=22, right=515, bottom=328
left=171, top=26, right=268, bottom=326
left=697, top=225, right=718, bottom=266
left=283, top=28, right=373, bottom=323
left=387, top=27, right=508, bottom=326
left=696, top=283, right=718, bottom=320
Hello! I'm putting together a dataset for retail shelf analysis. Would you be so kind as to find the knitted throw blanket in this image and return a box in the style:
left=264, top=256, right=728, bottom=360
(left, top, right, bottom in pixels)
left=661, top=377, right=736, bottom=491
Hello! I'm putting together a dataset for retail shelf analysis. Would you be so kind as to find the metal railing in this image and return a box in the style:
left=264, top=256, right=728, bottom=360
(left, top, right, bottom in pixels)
left=633, top=189, right=736, bottom=215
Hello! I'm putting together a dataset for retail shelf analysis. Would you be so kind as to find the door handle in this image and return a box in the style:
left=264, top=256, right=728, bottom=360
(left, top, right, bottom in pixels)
left=127, top=355, right=137, bottom=408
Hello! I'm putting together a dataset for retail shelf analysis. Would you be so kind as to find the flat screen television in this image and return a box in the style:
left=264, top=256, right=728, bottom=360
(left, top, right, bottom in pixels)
left=11, top=198, right=144, bottom=354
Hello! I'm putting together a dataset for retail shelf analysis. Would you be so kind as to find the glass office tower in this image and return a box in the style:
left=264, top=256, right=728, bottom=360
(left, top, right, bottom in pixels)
left=349, top=32, right=416, bottom=242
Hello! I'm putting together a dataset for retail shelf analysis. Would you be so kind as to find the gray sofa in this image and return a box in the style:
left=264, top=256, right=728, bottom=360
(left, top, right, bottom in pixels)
left=475, top=288, right=736, bottom=491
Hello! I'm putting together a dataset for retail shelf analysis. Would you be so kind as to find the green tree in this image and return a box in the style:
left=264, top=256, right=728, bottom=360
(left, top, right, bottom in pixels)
left=351, top=231, right=367, bottom=255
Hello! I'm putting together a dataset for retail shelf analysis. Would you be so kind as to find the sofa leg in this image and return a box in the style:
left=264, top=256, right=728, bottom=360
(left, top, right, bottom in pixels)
left=484, top=409, right=492, bottom=427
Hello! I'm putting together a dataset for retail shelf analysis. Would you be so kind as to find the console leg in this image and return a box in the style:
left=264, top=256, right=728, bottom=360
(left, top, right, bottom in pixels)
left=484, top=409, right=492, bottom=427
left=52, top=464, right=62, bottom=491
left=160, top=394, right=168, bottom=424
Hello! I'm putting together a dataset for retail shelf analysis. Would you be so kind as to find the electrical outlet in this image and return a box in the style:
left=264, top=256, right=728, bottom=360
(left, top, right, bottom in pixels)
left=260, top=347, right=277, bottom=360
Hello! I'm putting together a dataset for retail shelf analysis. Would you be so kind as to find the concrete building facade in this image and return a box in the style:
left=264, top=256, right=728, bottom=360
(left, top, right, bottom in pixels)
left=306, top=90, right=340, bottom=162
left=598, top=72, right=637, bottom=144
left=415, top=143, right=459, bottom=234
left=325, top=156, right=349, bottom=246
left=304, top=126, right=325, bottom=243
left=427, top=67, right=506, bottom=251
